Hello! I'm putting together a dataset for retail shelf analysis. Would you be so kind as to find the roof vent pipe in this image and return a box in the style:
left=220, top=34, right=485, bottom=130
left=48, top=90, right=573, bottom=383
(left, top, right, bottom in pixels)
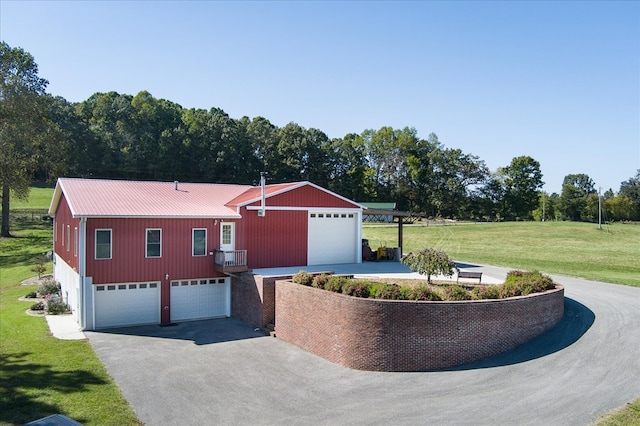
left=259, top=172, right=266, bottom=217
left=174, top=180, right=178, bottom=191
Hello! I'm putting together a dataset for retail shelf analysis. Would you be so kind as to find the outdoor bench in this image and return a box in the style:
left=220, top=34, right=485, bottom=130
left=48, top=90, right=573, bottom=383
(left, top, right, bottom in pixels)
left=456, top=269, right=483, bottom=283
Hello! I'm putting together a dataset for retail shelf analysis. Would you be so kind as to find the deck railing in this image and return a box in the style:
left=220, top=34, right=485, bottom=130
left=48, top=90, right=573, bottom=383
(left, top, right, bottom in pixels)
left=213, top=249, right=248, bottom=272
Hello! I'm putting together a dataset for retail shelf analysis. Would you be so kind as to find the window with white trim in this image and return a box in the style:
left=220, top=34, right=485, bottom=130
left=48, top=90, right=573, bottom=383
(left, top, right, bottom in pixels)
left=74, top=227, right=78, bottom=257
left=146, top=229, right=161, bottom=258
left=66, top=225, right=70, bottom=251
left=192, top=228, right=207, bottom=257
left=95, top=229, right=112, bottom=259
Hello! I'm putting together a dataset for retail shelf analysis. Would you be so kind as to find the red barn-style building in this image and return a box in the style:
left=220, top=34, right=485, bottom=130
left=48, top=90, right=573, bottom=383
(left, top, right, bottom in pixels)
left=49, top=177, right=363, bottom=330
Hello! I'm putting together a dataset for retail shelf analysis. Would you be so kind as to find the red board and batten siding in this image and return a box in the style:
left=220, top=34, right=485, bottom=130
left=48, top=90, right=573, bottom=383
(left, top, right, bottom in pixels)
left=85, top=218, right=225, bottom=284
left=239, top=183, right=361, bottom=269
left=247, top=184, right=360, bottom=209
left=53, top=193, right=80, bottom=271
left=238, top=209, right=308, bottom=269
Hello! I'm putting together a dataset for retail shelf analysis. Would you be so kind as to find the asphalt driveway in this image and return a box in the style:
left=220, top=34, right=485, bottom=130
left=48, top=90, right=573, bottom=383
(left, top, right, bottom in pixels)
left=87, top=266, right=640, bottom=425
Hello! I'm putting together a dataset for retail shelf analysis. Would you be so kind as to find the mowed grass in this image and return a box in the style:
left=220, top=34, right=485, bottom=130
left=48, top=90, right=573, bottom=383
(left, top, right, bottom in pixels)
left=1, top=202, right=139, bottom=424
left=9, top=186, right=54, bottom=210
left=363, top=221, right=640, bottom=287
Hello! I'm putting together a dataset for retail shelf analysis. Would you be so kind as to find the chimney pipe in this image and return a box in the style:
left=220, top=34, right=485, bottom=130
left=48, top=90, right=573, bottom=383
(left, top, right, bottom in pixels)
left=259, top=172, right=266, bottom=217
left=174, top=180, right=178, bottom=190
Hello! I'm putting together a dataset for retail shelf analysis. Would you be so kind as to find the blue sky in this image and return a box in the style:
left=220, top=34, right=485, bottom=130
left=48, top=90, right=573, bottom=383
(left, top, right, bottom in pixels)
left=2, top=1, right=638, bottom=194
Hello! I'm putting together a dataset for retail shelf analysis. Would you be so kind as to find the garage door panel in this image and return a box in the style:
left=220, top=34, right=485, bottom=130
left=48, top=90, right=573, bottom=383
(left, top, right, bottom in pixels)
left=94, top=283, right=159, bottom=328
left=170, top=278, right=229, bottom=322
left=308, top=212, right=358, bottom=265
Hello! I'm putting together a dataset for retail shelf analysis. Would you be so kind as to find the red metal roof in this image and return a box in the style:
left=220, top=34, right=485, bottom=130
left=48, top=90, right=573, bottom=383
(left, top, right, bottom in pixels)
left=50, top=178, right=249, bottom=218
left=50, top=178, right=362, bottom=218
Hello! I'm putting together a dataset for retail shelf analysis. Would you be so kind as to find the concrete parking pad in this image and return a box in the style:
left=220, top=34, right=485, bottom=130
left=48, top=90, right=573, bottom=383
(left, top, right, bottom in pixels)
left=87, top=266, right=640, bottom=425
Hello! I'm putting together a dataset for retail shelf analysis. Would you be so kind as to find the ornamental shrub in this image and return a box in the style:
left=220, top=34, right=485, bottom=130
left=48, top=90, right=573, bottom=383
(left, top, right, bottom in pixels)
left=409, top=284, right=442, bottom=301
left=401, top=248, right=455, bottom=284
left=46, top=298, right=69, bottom=315
left=371, top=283, right=404, bottom=300
left=500, top=281, right=521, bottom=298
left=292, top=271, right=313, bottom=286
left=325, top=276, right=348, bottom=293
left=38, top=278, right=60, bottom=296
left=502, top=270, right=555, bottom=297
left=342, top=280, right=370, bottom=298
left=311, top=274, right=329, bottom=290
left=25, top=291, right=37, bottom=299
left=31, top=301, right=45, bottom=311
left=31, top=255, right=47, bottom=279
left=471, top=285, right=501, bottom=300
left=442, top=285, right=471, bottom=301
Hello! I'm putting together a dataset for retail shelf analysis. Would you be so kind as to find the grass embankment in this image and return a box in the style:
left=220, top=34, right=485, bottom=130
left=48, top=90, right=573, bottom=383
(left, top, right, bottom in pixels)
left=363, top=221, right=640, bottom=287
left=0, top=191, right=139, bottom=424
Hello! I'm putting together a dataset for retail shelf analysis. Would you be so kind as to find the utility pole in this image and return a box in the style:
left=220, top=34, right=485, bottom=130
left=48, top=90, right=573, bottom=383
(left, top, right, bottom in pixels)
left=542, top=192, right=545, bottom=222
left=598, top=187, right=602, bottom=230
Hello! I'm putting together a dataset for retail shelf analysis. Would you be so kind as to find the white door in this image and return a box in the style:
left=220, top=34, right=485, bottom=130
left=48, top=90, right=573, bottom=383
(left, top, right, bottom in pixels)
left=170, top=278, right=230, bottom=322
left=307, top=212, right=358, bottom=265
left=220, top=222, right=235, bottom=263
left=94, top=282, right=160, bottom=328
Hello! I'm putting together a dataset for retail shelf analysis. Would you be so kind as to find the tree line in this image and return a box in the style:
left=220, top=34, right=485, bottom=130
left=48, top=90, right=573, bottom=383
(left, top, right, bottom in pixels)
left=2, top=42, right=639, bottom=236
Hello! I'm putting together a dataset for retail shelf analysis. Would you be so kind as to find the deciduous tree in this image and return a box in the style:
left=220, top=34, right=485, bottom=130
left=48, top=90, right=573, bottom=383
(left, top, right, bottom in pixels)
left=559, top=173, right=596, bottom=221
left=0, top=42, right=63, bottom=237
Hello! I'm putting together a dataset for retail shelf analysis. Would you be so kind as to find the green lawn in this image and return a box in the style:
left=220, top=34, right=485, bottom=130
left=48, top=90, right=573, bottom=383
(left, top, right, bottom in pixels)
left=0, top=217, right=139, bottom=424
left=363, top=221, right=640, bottom=287
left=9, top=186, right=54, bottom=210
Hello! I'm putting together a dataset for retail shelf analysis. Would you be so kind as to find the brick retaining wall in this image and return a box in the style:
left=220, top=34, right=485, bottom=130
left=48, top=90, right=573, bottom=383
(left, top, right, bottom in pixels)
left=231, top=272, right=284, bottom=328
left=275, top=280, right=564, bottom=371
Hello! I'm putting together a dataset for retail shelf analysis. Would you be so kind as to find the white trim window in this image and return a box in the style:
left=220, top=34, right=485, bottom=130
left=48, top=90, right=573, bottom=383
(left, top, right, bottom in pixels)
left=146, top=228, right=162, bottom=258
left=74, top=227, right=78, bottom=257
left=192, top=228, right=207, bottom=257
left=95, top=229, right=112, bottom=260
left=66, top=225, right=70, bottom=252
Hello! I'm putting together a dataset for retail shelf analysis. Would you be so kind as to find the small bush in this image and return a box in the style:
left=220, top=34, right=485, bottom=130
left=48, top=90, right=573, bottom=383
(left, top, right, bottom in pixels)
left=500, top=281, right=521, bottom=298
left=325, top=276, right=348, bottom=292
left=311, top=274, right=329, bottom=290
left=502, top=270, right=555, bottom=297
left=38, top=278, right=60, bottom=296
left=30, top=301, right=45, bottom=311
left=342, top=280, right=370, bottom=298
left=399, top=285, right=413, bottom=300
left=31, top=254, right=48, bottom=279
left=442, top=285, right=471, bottom=301
left=292, top=271, right=313, bottom=286
left=409, top=284, right=442, bottom=301
left=46, top=298, right=69, bottom=315
left=371, top=283, right=404, bottom=300
left=471, top=285, right=501, bottom=300
left=25, top=291, right=38, bottom=299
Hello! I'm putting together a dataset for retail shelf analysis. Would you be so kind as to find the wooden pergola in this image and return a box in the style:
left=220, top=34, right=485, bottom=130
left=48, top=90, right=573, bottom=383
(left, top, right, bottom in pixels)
left=362, top=208, right=415, bottom=256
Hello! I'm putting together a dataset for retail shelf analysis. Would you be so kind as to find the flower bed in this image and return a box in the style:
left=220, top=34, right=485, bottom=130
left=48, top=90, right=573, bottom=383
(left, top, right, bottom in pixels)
left=275, top=278, right=564, bottom=371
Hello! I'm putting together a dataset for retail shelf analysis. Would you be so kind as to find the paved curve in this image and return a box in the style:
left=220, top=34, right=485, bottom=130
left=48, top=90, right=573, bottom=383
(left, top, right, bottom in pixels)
left=87, top=265, right=640, bottom=425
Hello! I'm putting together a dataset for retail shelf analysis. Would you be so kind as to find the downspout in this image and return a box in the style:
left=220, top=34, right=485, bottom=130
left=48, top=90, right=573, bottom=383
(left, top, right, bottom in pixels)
left=78, top=217, right=87, bottom=330
left=356, top=210, right=363, bottom=263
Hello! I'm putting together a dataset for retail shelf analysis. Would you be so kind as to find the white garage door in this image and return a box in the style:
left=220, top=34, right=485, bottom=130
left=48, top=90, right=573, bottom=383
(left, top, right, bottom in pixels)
left=308, top=211, right=358, bottom=265
left=170, top=278, right=230, bottom=322
left=94, top=282, right=160, bottom=328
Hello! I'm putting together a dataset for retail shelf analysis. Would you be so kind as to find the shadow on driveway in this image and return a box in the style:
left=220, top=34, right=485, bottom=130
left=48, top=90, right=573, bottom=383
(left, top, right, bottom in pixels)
left=448, top=297, right=595, bottom=371
left=90, top=317, right=267, bottom=346
left=91, top=297, right=594, bottom=370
